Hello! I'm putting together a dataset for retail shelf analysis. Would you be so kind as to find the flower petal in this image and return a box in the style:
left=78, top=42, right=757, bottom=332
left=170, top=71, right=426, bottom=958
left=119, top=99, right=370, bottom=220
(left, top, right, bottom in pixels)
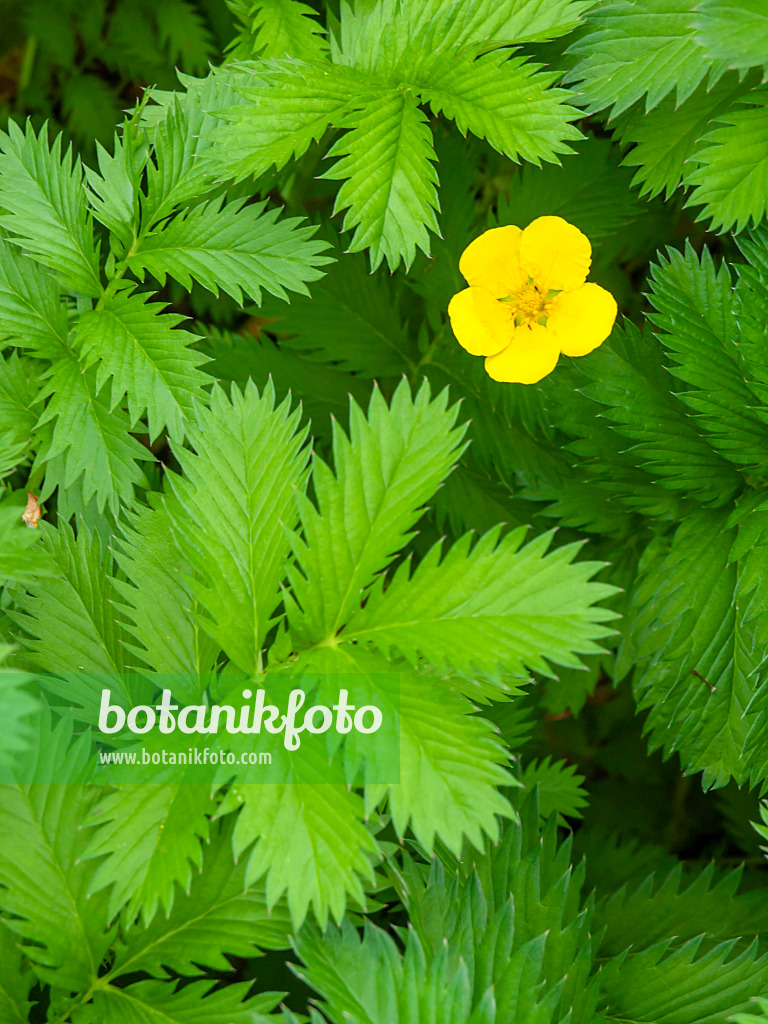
left=448, top=287, right=512, bottom=356
left=520, top=216, right=591, bottom=292
left=459, top=225, right=525, bottom=297
left=484, top=323, right=560, bottom=384
left=548, top=282, right=618, bottom=357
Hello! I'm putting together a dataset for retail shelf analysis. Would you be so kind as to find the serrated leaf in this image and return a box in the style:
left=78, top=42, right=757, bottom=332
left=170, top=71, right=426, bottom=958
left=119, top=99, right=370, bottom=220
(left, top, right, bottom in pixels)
left=72, top=980, right=282, bottom=1024
left=0, top=121, right=101, bottom=296
left=167, top=381, right=309, bottom=673
left=207, top=61, right=360, bottom=183
left=0, top=921, right=33, bottom=1023
left=111, top=818, right=291, bottom=977
left=693, top=0, right=768, bottom=72
left=647, top=244, right=768, bottom=471
left=384, top=0, right=592, bottom=51
left=111, top=498, right=219, bottom=698
left=345, top=527, right=617, bottom=688
left=286, top=380, right=466, bottom=648
left=576, top=322, right=743, bottom=507
left=618, top=507, right=768, bottom=788
left=129, top=195, right=332, bottom=305
left=36, top=354, right=153, bottom=514
left=219, top=781, right=378, bottom=927
left=600, top=937, right=768, bottom=1024
left=73, top=287, right=211, bottom=441
left=520, top=757, right=587, bottom=821
left=235, top=0, right=329, bottom=60
left=84, top=784, right=214, bottom=924
left=0, top=715, right=113, bottom=990
left=84, top=121, right=148, bottom=250
left=324, top=90, right=439, bottom=271
left=595, top=862, right=768, bottom=958
left=0, top=236, right=68, bottom=358
left=566, top=0, right=722, bottom=118
left=616, top=71, right=756, bottom=201
left=386, top=667, right=513, bottom=853
left=7, top=522, right=131, bottom=717
left=143, top=78, right=250, bottom=226
left=686, top=91, right=768, bottom=233
left=419, top=50, right=582, bottom=166
left=0, top=505, right=53, bottom=586
left=0, top=650, right=38, bottom=770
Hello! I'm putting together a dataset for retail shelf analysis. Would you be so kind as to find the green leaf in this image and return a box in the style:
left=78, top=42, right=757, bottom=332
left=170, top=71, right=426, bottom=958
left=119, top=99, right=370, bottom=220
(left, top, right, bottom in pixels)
left=615, top=71, right=756, bottom=201
left=566, top=0, right=722, bottom=118
left=0, top=505, right=53, bottom=586
left=0, top=715, right=113, bottom=990
left=386, top=0, right=593, bottom=50
left=84, top=120, right=148, bottom=250
left=167, top=381, right=309, bottom=673
left=293, top=920, right=477, bottom=1024
left=129, top=195, right=332, bottom=305
left=595, top=862, right=768, bottom=958
left=73, top=981, right=282, bottom=1024
left=732, top=998, right=768, bottom=1024
left=0, top=921, right=33, bottom=1024
left=219, top=781, right=378, bottom=927
left=647, top=244, right=768, bottom=472
left=290, top=642, right=514, bottom=858
left=385, top=665, right=513, bottom=853
left=0, top=236, right=68, bottom=358
left=693, top=0, right=768, bottom=71
left=112, top=498, right=219, bottom=698
left=495, top=137, right=641, bottom=239
left=8, top=522, right=131, bottom=717
left=576, top=322, right=743, bottom=507
left=73, top=287, right=211, bottom=442
left=0, top=649, right=39, bottom=771
left=0, top=352, right=40, bottom=441
left=84, top=784, right=214, bottom=924
left=111, top=818, right=291, bottom=977
left=207, top=61, right=360, bottom=183
left=142, top=78, right=249, bottom=226
left=286, top=380, right=466, bottom=648
left=298, top=793, right=597, bottom=1024
left=345, top=526, right=617, bottom=689
left=685, top=91, right=768, bottom=233
left=0, top=121, right=101, bottom=296
left=37, top=354, right=153, bottom=514
left=235, top=0, right=329, bottom=60
left=256, top=241, right=414, bottom=378
left=322, top=90, right=439, bottom=271
left=617, top=505, right=768, bottom=788
left=418, top=50, right=582, bottom=166
left=519, top=757, right=587, bottom=821
left=156, top=0, right=216, bottom=75
left=599, top=937, right=768, bottom=1024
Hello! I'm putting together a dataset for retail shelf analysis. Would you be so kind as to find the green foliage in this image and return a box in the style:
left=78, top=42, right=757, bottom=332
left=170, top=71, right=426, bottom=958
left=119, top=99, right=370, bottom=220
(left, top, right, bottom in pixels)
left=0, top=96, right=330, bottom=516
left=4, top=380, right=614, bottom=939
left=570, top=0, right=768, bottom=233
left=200, top=0, right=585, bottom=268
left=2, top=2, right=768, bottom=1022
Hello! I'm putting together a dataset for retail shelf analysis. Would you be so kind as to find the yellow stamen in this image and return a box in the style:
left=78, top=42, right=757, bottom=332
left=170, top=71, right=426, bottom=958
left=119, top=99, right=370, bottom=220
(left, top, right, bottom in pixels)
left=500, top=283, right=551, bottom=328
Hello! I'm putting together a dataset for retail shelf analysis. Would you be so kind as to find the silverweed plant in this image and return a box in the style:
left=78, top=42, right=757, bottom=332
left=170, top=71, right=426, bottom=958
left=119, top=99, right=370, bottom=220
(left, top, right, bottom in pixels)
left=1, top=1, right=768, bottom=1023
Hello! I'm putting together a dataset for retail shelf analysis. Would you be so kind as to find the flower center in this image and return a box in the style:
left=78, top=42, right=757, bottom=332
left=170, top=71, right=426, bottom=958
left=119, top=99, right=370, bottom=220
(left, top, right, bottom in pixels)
left=501, top=283, right=551, bottom=327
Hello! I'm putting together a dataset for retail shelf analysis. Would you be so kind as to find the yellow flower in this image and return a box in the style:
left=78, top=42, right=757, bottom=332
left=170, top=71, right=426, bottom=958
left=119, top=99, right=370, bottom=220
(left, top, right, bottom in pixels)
left=448, top=216, right=618, bottom=385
